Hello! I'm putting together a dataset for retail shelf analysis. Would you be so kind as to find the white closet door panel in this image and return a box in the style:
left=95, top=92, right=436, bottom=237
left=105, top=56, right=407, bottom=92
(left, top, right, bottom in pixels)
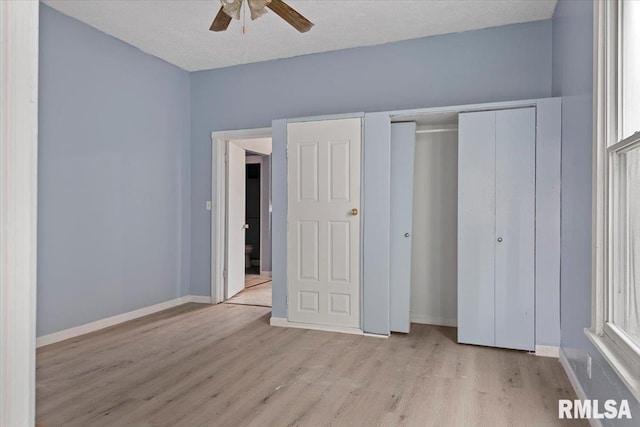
left=457, top=111, right=496, bottom=347
left=390, top=122, right=416, bottom=333
left=287, top=118, right=361, bottom=328
left=494, top=108, right=536, bottom=351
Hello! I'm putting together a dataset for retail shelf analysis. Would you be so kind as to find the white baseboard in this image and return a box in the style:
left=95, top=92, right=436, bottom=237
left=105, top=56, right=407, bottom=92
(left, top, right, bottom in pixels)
left=559, top=348, right=602, bottom=427
left=410, top=313, right=457, bottom=327
left=259, top=270, right=272, bottom=277
left=535, top=345, right=560, bottom=358
left=270, top=317, right=363, bottom=336
left=36, top=295, right=212, bottom=348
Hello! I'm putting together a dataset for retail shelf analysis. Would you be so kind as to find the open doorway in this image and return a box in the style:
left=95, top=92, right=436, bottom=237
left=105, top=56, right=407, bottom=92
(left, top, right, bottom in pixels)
left=388, top=113, right=459, bottom=334
left=409, top=113, right=458, bottom=329
left=222, top=137, right=272, bottom=308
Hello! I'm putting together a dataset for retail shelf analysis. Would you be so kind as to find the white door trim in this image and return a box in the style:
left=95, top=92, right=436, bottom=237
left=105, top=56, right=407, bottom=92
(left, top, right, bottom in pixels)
left=246, top=156, right=263, bottom=163
left=0, top=1, right=39, bottom=425
left=211, top=128, right=271, bottom=304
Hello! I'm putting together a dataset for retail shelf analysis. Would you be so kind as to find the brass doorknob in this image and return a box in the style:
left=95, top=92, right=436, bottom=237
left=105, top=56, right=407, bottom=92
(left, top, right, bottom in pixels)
left=351, top=208, right=359, bottom=216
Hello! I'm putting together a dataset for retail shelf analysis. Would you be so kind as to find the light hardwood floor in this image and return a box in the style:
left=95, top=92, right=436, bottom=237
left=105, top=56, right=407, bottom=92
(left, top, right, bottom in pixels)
left=226, top=281, right=272, bottom=307
left=37, top=303, right=586, bottom=427
left=244, top=274, right=271, bottom=289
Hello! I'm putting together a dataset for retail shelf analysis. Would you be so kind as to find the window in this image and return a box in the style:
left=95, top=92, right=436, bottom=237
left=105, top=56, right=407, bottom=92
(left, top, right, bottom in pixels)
left=610, top=138, right=640, bottom=346
left=589, top=0, right=640, bottom=401
left=621, top=0, right=640, bottom=140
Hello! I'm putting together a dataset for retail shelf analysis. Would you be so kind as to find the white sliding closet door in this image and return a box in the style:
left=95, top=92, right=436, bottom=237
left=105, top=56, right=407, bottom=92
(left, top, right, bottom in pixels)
left=458, top=108, right=535, bottom=351
left=458, top=111, right=496, bottom=346
left=287, top=119, right=362, bottom=328
left=390, top=122, right=416, bottom=333
left=494, top=109, right=535, bottom=350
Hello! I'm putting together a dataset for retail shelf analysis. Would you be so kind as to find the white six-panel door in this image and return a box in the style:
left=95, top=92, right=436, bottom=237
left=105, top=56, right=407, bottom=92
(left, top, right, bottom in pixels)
left=287, top=119, right=361, bottom=328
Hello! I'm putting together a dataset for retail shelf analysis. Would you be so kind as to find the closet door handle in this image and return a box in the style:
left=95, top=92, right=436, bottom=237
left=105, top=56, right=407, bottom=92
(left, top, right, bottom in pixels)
left=497, top=237, right=503, bottom=243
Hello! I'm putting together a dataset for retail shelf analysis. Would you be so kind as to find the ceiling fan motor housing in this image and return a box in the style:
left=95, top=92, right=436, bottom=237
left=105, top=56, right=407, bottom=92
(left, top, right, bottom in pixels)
left=211, top=0, right=314, bottom=33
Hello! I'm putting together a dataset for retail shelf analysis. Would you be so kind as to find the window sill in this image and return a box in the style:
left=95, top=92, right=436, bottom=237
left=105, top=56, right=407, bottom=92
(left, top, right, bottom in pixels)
left=585, top=327, right=640, bottom=402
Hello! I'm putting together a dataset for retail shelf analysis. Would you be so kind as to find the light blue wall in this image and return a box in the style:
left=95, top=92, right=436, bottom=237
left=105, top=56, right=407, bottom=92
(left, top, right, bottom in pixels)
left=361, top=112, right=392, bottom=333
left=38, top=5, right=191, bottom=336
left=552, top=0, right=639, bottom=422
left=535, top=98, right=562, bottom=347
left=270, top=120, right=287, bottom=319
left=190, top=19, right=554, bottom=298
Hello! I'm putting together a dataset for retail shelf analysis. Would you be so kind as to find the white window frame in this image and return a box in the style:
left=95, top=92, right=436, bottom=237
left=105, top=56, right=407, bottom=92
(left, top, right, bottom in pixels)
left=587, top=0, right=640, bottom=402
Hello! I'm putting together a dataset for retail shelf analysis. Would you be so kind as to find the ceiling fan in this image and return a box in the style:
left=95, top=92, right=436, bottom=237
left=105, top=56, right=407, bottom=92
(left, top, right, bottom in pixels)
left=210, top=0, right=314, bottom=33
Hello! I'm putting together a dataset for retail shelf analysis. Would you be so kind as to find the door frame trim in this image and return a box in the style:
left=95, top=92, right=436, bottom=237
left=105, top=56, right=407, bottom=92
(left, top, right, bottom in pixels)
left=210, top=128, right=271, bottom=304
left=0, top=1, right=39, bottom=425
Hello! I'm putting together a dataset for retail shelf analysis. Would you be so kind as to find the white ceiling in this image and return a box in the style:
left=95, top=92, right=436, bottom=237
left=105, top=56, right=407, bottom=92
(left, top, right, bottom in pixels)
left=43, top=0, right=558, bottom=72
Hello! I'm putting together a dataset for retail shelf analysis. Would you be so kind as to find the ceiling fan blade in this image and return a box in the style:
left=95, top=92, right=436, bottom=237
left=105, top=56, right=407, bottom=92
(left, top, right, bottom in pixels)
left=210, top=6, right=232, bottom=32
left=266, top=0, right=314, bottom=33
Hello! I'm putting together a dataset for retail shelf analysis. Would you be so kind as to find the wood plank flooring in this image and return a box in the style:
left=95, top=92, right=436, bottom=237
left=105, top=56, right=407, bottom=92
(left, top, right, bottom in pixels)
left=244, top=274, right=272, bottom=289
left=226, top=281, right=272, bottom=307
left=37, top=303, right=586, bottom=427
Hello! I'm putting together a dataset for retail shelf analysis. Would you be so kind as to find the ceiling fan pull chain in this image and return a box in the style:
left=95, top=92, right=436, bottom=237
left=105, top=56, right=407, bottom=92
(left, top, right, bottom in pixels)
left=243, top=0, right=247, bottom=34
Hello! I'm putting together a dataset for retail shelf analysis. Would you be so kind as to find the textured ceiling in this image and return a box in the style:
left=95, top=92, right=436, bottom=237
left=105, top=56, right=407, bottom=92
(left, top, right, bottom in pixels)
left=42, top=0, right=558, bottom=72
